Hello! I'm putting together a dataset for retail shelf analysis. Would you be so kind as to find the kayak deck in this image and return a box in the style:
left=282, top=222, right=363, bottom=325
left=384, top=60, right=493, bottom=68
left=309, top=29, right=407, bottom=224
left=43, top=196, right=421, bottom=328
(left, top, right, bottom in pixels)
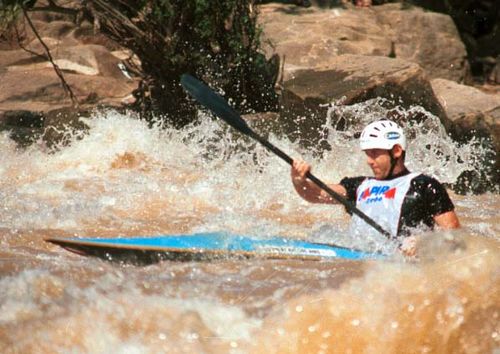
left=45, top=232, right=381, bottom=265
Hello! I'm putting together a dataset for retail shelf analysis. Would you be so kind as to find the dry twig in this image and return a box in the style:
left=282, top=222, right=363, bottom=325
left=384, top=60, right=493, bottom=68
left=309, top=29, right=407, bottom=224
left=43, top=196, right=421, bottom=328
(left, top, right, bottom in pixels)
left=21, top=5, right=79, bottom=108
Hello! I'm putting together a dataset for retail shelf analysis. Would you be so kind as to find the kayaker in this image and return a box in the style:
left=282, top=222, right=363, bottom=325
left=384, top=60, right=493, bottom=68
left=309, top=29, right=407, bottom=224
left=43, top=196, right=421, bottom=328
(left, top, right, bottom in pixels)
left=291, top=120, right=460, bottom=256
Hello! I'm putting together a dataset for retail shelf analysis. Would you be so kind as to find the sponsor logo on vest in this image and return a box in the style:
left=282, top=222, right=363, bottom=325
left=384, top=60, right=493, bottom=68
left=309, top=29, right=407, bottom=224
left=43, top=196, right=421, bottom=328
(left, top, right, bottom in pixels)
left=358, top=186, right=396, bottom=204
left=385, top=131, right=400, bottom=140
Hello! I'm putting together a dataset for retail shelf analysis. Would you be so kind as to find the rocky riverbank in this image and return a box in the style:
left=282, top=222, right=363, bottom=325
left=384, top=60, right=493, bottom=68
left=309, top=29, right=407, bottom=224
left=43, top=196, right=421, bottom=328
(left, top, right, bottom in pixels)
left=0, top=7, right=139, bottom=145
left=0, top=2, right=498, bottom=191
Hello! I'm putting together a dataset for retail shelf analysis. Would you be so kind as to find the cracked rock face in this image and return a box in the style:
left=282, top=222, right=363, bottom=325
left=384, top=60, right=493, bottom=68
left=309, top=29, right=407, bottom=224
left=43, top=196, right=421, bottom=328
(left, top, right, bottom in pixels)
left=258, top=3, right=468, bottom=82
left=0, top=15, right=138, bottom=117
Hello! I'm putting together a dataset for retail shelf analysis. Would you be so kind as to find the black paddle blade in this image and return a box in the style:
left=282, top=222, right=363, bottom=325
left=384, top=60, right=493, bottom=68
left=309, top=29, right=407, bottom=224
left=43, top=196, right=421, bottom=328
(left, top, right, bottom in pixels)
left=180, top=74, right=252, bottom=135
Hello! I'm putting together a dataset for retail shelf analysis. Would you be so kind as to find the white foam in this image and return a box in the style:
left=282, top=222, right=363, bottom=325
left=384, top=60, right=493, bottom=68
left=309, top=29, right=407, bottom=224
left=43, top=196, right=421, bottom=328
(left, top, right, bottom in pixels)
left=0, top=105, right=493, bottom=244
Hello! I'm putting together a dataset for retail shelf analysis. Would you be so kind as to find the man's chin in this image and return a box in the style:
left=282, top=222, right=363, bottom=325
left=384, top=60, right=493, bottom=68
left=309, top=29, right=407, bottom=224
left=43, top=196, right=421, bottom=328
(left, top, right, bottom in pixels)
left=372, top=171, right=385, bottom=180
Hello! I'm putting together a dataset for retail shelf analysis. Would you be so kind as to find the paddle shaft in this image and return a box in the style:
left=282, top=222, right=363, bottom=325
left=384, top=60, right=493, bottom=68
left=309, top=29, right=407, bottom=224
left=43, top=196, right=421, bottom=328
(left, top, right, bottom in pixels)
left=247, top=129, right=392, bottom=239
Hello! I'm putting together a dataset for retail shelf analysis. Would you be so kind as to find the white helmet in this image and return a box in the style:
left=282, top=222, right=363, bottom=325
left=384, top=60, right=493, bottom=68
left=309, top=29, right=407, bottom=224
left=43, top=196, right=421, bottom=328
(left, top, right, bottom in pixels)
left=359, top=120, right=406, bottom=151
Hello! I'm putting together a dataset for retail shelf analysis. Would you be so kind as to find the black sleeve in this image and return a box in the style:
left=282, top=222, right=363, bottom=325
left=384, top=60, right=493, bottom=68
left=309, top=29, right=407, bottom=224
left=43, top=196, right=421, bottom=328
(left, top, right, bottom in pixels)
left=414, top=175, right=455, bottom=217
left=339, top=176, right=366, bottom=203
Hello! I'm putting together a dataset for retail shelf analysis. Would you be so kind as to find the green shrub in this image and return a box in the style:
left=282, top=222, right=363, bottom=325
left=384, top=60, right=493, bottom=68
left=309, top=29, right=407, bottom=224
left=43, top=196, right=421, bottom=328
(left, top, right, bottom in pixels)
left=0, top=1, right=38, bottom=47
left=91, top=0, right=279, bottom=126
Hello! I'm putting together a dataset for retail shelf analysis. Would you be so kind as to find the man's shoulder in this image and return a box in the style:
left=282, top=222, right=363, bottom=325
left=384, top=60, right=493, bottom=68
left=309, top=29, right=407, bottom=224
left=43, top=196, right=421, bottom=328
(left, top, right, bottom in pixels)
left=410, top=173, right=445, bottom=188
left=339, top=176, right=367, bottom=187
left=408, top=173, right=451, bottom=200
left=406, top=173, right=455, bottom=215
left=339, top=176, right=368, bottom=203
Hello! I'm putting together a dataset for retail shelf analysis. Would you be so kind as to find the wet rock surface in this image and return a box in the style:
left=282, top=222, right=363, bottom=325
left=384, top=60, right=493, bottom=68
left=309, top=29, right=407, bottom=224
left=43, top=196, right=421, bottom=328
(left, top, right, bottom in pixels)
left=0, top=10, right=138, bottom=146
left=258, top=3, right=468, bottom=82
left=432, top=78, right=500, bottom=192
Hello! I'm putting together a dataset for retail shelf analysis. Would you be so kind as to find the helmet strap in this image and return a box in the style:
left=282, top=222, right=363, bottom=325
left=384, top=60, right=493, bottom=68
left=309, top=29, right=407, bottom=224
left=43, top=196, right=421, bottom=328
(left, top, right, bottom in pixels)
left=387, top=150, right=397, bottom=179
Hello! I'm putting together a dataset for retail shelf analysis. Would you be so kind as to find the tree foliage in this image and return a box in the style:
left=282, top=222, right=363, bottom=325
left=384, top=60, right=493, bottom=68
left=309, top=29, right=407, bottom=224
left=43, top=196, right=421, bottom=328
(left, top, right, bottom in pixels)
left=91, top=0, right=279, bottom=126
left=0, top=0, right=26, bottom=36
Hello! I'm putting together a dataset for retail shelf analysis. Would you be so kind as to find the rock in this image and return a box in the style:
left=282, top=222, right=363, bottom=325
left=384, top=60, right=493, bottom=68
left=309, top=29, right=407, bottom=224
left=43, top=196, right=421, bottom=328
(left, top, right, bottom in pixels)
left=489, top=56, right=500, bottom=84
left=14, top=20, right=80, bottom=52
left=372, top=3, right=468, bottom=82
left=55, top=44, right=127, bottom=78
left=0, top=110, right=44, bottom=128
left=73, top=22, right=123, bottom=51
left=33, top=20, right=78, bottom=43
left=0, top=106, right=108, bottom=148
left=0, top=110, right=45, bottom=147
left=432, top=79, right=500, bottom=126
left=258, top=4, right=392, bottom=73
left=414, top=0, right=499, bottom=59
left=41, top=106, right=92, bottom=147
left=6, top=44, right=126, bottom=78
left=20, top=19, right=121, bottom=52
left=0, top=26, right=138, bottom=118
left=0, top=49, right=43, bottom=70
left=0, top=4, right=136, bottom=118
left=431, top=78, right=500, bottom=192
left=0, top=68, right=136, bottom=112
left=29, top=3, right=79, bottom=24
left=258, top=3, right=468, bottom=82
left=411, top=0, right=500, bottom=82
left=280, top=54, right=447, bottom=145
left=0, top=69, right=68, bottom=113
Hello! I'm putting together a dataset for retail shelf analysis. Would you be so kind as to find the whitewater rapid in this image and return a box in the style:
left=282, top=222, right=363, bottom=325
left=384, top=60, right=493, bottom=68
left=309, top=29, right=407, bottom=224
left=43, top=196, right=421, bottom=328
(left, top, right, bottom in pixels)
left=0, top=106, right=498, bottom=353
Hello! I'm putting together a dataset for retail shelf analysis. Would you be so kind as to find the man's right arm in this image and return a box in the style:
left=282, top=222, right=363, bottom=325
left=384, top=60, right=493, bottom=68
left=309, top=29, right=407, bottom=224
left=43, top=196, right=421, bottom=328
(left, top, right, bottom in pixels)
left=434, top=210, right=461, bottom=229
left=291, top=160, right=347, bottom=204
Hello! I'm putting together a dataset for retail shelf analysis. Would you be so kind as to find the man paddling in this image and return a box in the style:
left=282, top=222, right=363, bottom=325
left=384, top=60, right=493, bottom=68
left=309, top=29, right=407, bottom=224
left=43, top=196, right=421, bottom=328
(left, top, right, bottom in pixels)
left=291, top=120, right=460, bottom=255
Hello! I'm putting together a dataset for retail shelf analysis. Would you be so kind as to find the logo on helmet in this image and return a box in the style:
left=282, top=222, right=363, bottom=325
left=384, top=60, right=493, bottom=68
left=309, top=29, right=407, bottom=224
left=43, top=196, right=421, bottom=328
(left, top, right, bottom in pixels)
left=385, top=131, right=400, bottom=140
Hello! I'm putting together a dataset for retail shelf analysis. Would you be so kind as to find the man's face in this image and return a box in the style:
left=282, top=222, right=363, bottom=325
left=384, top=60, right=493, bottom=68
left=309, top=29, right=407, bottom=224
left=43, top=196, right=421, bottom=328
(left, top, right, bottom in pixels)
left=363, top=148, right=392, bottom=180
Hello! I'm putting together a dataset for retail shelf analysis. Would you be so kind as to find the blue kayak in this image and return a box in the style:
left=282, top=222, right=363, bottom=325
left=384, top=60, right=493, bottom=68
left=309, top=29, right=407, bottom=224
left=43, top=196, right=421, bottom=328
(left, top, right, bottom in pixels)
left=45, top=232, right=381, bottom=265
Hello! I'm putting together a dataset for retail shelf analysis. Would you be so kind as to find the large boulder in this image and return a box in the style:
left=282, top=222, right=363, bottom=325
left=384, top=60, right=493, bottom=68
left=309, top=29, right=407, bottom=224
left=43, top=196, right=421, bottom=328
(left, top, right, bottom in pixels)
left=431, top=78, right=500, bottom=192
left=0, top=11, right=138, bottom=143
left=412, top=0, right=500, bottom=82
left=5, top=44, right=121, bottom=77
left=256, top=2, right=467, bottom=149
left=258, top=3, right=468, bottom=82
left=258, top=4, right=392, bottom=70
left=18, top=17, right=121, bottom=52
left=29, top=20, right=80, bottom=46
left=0, top=69, right=136, bottom=111
left=279, top=54, right=447, bottom=145
left=372, top=3, right=469, bottom=82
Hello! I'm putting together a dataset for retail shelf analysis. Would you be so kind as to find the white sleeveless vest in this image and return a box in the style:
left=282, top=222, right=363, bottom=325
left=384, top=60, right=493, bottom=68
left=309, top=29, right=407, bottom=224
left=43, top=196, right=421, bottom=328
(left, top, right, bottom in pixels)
left=349, top=173, right=420, bottom=238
